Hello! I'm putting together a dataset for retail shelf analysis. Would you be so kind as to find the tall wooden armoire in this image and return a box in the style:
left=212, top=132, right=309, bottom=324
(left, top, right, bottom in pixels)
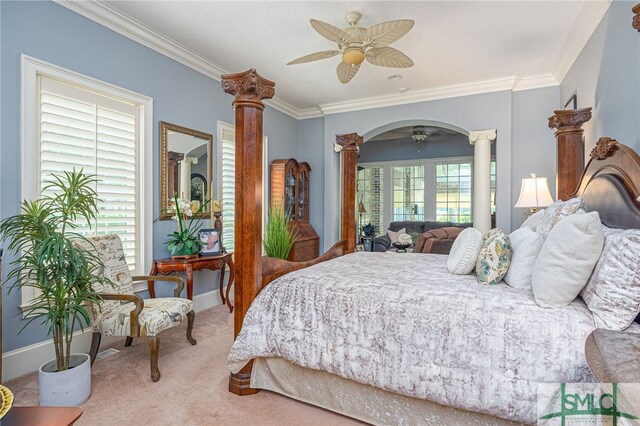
left=270, top=159, right=319, bottom=261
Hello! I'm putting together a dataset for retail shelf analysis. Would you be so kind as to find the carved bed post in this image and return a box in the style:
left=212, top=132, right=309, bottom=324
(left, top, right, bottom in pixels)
left=335, top=133, right=364, bottom=253
left=221, top=69, right=275, bottom=396
left=633, top=3, right=640, bottom=31
left=548, top=108, right=592, bottom=200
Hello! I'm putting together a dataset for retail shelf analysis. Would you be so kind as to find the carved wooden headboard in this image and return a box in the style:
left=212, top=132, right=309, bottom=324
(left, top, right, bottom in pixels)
left=572, top=137, right=640, bottom=230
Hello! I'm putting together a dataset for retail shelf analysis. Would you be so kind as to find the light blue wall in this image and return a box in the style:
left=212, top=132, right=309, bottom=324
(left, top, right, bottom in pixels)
left=560, top=0, right=640, bottom=153
left=0, top=1, right=298, bottom=352
left=357, top=134, right=475, bottom=163
left=316, top=91, right=513, bottom=250
left=511, top=86, right=560, bottom=228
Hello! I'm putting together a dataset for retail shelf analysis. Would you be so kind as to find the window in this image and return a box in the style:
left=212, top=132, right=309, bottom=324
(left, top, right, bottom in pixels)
left=356, top=167, right=384, bottom=233
left=217, top=121, right=268, bottom=253
left=22, top=56, right=152, bottom=306
left=357, top=156, right=496, bottom=232
left=435, top=161, right=472, bottom=223
left=393, top=165, right=425, bottom=221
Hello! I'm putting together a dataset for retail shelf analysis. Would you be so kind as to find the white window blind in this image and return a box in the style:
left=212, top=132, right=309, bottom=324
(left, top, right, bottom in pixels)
left=218, top=122, right=268, bottom=253
left=38, top=76, right=139, bottom=270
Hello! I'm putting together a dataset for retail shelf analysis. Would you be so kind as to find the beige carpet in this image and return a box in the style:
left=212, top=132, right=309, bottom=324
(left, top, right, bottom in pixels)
left=6, top=305, right=362, bottom=425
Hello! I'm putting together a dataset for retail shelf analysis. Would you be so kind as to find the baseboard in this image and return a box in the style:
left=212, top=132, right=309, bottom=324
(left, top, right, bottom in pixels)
left=2, top=287, right=227, bottom=382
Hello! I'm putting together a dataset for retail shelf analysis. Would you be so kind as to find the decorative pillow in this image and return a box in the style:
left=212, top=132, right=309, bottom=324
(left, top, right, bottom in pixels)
left=476, top=230, right=512, bottom=285
left=503, top=227, right=544, bottom=289
left=532, top=211, right=604, bottom=308
left=580, top=228, right=640, bottom=330
left=535, top=197, right=583, bottom=239
left=387, top=228, right=406, bottom=244
left=483, top=227, right=503, bottom=242
left=520, top=209, right=545, bottom=231
left=446, top=228, right=483, bottom=275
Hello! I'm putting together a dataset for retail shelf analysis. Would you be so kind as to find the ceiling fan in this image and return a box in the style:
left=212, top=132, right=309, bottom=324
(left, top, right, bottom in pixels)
left=287, top=11, right=415, bottom=84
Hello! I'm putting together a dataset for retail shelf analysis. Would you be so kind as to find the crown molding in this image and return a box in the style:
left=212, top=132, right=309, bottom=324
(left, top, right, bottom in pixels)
left=319, top=76, right=518, bottom=115
left=56, top=0, right=607, bottom=120
left=553, top=0, right=613, bottom=83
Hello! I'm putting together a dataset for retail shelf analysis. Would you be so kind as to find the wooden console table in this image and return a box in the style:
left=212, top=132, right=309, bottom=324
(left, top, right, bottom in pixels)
left=149, top=254, right=234, bottom=311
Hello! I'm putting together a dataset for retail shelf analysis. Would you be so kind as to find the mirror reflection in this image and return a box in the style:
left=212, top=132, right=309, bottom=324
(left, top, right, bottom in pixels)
left=160, top=121, right=213, bottom=220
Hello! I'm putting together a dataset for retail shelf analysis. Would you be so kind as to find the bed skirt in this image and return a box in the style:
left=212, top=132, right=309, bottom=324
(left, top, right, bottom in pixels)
left=251, top=357, right=522, bottom=426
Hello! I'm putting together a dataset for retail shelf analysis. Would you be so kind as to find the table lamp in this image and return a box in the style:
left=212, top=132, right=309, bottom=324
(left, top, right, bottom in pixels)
left=514, top=173, right=554, bottom=216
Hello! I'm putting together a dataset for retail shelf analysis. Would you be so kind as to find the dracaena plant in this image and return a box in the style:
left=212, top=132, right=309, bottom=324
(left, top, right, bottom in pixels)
left=0, top=170, right=111, bottom=371
left=165, top=195, right=209, bottom=256
left=263, top=206, right=299, bottom=260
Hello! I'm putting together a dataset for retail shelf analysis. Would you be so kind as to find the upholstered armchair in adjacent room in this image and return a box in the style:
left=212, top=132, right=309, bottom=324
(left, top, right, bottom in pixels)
left=414, top=227, right=465, bottom=255
left=81, top=235, right=196, bottom=382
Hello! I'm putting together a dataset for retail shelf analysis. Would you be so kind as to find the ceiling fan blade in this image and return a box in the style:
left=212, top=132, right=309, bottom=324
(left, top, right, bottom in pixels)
left=366, top=47, right=414, bottom=68
left=364, top=20, right=414, bottom=47
left=337, top=61, right=360, bottom=84
left=287, top=50, right=340, bottom=65
left=310, top=19, right=348, bottom=43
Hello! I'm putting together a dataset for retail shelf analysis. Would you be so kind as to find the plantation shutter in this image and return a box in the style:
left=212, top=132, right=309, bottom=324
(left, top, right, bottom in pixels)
left=38, top=76, right=139, bottom=270
left=218, top=123, right=268, bottom=254
left=220, top=127, right=236, bottom=252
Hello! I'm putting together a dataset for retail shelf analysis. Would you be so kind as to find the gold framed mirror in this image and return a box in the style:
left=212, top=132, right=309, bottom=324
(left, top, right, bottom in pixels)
left=160, top=121, right=213, bottom=220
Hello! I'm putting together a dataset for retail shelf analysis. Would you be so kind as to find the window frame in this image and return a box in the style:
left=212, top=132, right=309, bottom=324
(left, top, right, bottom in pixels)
left=358, top=155, right=495, bottom=231
left=20, top=55, right=153, bottom=308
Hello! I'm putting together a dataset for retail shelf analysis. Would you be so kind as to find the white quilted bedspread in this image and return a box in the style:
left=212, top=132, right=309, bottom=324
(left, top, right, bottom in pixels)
left=228, top=252, right=597, bottom=423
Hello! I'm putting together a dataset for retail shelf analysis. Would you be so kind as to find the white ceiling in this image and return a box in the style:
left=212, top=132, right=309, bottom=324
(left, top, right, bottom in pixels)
left=66, top=1, right=611, bottom=117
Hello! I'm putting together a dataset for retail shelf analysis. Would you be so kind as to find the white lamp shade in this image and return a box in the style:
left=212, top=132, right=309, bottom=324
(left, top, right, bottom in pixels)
left=514, top=175, right=554, bottom=208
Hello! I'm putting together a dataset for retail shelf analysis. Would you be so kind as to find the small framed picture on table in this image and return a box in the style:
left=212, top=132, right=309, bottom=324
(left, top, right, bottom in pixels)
left=199, top=228, right=222, bottom=256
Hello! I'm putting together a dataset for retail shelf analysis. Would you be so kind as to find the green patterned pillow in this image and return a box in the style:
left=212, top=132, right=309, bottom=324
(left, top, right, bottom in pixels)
left=476, top=230, right=513, bottom=285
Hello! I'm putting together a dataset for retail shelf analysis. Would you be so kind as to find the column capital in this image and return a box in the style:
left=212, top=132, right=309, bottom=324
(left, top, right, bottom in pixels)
left=335, top=133, right=364, bottom=152
left=633, top=3, right=640, bottom=32
left=468, top=129, right=497, bottom=145
left=548, top=108, right=592, bottom=133
left=221, top=69, right=275, bottom=109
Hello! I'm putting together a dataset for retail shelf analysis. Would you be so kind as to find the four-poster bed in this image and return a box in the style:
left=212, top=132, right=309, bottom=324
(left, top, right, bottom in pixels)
left=221, top=63, right=640, bottom=423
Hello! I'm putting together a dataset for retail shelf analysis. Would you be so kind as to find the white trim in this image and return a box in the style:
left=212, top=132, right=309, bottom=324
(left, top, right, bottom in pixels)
left=552, top=0, right=613, bottom=83
left=20, top=55, right=154, bottom=308
left=2, top=288, right=226, bottom=382
left=52, top=0, right=608, bottom=120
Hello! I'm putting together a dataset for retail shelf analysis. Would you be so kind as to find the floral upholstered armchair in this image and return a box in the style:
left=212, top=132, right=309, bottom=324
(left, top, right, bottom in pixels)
left=82, top=235, right=196, bottom=382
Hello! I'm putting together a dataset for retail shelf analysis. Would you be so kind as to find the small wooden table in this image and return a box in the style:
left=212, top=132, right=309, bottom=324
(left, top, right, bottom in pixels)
left=3, top=406, right=83, bottom=425
left=149, top=253, right=234, bottom=311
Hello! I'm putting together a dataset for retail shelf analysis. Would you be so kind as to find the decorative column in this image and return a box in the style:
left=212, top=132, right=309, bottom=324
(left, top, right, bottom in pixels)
left=548, top=108, right=592, bottom=200
left=335, top=133, right=364, bottom=253
left=222, top=69, right=275, bottom=396
left=469, top=129, right=497, bottom=234
left=179, top=156, right=197, bottom=200
left=633, top=3, right=640, bottom=31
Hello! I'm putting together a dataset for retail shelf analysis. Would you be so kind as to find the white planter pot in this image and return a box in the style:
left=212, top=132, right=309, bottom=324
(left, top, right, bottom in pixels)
left=38, top=353, right=91, bottom=406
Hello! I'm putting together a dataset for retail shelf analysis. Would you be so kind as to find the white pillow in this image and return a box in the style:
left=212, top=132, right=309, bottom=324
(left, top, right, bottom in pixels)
left=504, top=227, right=544, bottom=289
left=520, top=209, right=545, bottom=231
left=387, top=228, right=406, bottom=244
left=535, top=197, right=583, bottom=239
left=532, top=211, right=604, bottom=308
left=447, top=228, right=483, bottom=275
left=580, top=228, right=640, bottom=330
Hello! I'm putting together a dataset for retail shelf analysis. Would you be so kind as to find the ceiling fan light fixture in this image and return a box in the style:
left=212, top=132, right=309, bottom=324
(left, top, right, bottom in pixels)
left=342, top=47, right=366, bottom=66
left=412, top=126, right=428, bottom=142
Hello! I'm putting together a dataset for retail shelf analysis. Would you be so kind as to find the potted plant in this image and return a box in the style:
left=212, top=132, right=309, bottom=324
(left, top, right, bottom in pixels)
left=0, top=170, right=110, bottom=406
left=165, top=195, right=209, bottom=258
left=263, top=206, right=299, bottom=260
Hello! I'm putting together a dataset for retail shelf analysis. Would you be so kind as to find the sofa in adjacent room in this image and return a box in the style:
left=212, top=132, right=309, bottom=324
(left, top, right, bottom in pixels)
left=372, top=221, right=472, bottom=253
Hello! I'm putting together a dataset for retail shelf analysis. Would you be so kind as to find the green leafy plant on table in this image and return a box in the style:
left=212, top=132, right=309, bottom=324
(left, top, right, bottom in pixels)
left=165, top=195, right=209, bottom=257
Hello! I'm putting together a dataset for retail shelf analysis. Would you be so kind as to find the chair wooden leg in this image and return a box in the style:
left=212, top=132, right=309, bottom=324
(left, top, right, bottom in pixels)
left=89, top=332, right=102, bottom=366
left=186, top=310, right=197, bottom=345
left=124, top=336, right=133, bottom=347
left=149, top=336, right=161, bottom=382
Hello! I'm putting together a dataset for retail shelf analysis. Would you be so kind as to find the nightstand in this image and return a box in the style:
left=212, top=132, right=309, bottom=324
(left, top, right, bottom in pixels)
left=585, top=329, right=640, bottom=417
